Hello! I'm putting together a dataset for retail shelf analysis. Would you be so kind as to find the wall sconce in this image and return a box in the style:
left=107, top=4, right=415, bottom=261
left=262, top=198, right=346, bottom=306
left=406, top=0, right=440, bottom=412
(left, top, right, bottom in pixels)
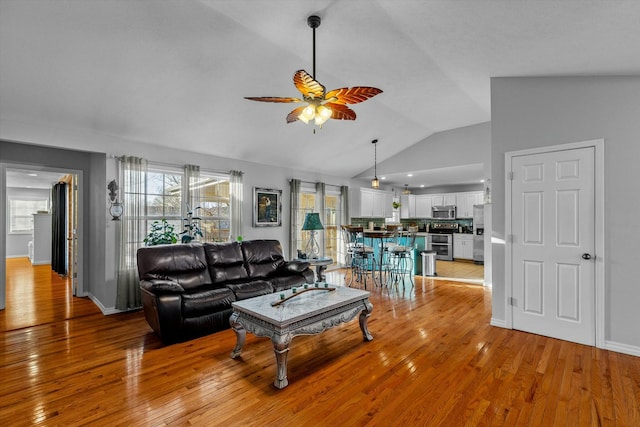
left=107, top=179, right=123, bottom=220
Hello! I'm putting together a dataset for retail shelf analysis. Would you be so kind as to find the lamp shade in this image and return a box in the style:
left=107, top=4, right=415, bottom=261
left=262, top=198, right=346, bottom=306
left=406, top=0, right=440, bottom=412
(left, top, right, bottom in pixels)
left=301, top=212, right=324, bottom=230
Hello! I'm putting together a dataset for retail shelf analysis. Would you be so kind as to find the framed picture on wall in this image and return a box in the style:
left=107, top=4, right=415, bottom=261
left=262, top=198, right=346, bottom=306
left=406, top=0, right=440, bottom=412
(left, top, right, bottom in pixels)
left=253, top=187, right=282, bottom=227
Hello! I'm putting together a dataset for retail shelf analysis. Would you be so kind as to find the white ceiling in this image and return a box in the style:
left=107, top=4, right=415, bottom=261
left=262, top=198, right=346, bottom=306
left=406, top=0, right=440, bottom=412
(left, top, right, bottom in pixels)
left=5, top=168, right=65, bottom=190
left=1, top=1, right=639, bottom=189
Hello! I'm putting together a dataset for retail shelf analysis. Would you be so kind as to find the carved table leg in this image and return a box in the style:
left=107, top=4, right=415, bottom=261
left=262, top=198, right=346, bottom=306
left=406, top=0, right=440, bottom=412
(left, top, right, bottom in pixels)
left=316, top=264, right=327, bottom=283
left=229, top=312, right=246, bottom=359
left=359, top=299, right=374, bottom=341
left=272, top=334, right=292, bottom=389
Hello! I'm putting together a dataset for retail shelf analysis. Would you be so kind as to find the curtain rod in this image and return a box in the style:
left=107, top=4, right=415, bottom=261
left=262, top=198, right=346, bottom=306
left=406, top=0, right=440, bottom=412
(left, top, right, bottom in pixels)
left=110, top=155, right=233, bottom=176
left=290, top=178, right=346, bottom=188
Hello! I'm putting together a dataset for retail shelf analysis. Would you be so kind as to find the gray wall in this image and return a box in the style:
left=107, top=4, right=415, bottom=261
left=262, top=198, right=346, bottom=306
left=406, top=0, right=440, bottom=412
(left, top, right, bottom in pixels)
left=491, top=76, right=640, bottom=349
left=1, top=132, right=358, bottom=312
left=5, top=187, right=50, bottom=257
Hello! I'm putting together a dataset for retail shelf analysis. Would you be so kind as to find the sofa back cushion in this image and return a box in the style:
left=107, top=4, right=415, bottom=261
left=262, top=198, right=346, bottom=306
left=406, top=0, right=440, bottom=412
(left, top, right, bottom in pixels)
left=137, top=243, right=212, bottom=290
left=241, top=240, right=286, bottom=279
left=203, top=242, right=249, bottom=284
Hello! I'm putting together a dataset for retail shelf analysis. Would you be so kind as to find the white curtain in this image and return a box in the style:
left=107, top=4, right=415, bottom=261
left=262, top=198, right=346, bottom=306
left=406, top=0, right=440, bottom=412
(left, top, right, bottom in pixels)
left=184, top=164, right=200, bottom=212
left=316, top=182, right=326, bottom=257
left=184, top=164, right=200, bottom=241
left=116, top=156, right=147, bottom=311
left=230, top=170, right=244, bottom=241
left=340, top=185, right=350, bottom=267
left=289, top=179, right=301, bottom=259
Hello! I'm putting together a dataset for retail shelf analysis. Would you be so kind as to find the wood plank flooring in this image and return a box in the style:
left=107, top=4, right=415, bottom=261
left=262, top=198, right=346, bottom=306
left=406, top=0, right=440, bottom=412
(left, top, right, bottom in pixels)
left=2, top=258, right=639, bottom=426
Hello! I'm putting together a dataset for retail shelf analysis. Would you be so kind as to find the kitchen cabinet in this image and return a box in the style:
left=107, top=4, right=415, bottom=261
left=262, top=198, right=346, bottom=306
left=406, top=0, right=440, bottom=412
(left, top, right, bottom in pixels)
left=453, top=234, right=473, bottom=260
left=399, top=194, right=415, bottom=218
left=415, top=195, right=433, bottom=218
left=31, top=213, right=52, bottom=265
left=456, top=192, right=482, bottom=218
left=351, top=188, right=394, bottom=217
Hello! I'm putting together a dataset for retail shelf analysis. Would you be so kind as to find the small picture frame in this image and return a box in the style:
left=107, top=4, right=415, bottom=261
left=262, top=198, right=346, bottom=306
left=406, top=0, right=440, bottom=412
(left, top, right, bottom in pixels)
left=253, top=187, right=282, bottom=227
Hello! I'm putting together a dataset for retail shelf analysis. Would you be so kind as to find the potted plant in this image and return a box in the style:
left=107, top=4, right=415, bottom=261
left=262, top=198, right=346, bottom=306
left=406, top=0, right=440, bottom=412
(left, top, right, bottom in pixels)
left=144, top=219, right=179, bottom=246
left=180, top=204, right=203, bottom=243
left=392, top=201, right=401, bottom=210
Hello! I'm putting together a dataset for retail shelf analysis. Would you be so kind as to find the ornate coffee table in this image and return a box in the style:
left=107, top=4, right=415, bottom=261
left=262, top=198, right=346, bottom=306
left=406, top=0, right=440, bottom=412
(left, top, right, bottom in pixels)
left=229, top=286, right=373, bottom=389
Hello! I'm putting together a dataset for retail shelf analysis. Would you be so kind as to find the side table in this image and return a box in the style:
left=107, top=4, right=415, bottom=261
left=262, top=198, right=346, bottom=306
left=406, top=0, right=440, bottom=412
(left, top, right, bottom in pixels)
left=298, top=257, right=333, bottom=283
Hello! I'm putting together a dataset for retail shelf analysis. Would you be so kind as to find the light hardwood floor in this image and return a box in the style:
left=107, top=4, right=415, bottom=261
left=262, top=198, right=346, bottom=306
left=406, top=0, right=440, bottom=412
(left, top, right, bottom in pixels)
left=1, top=257, right=639, bottom=426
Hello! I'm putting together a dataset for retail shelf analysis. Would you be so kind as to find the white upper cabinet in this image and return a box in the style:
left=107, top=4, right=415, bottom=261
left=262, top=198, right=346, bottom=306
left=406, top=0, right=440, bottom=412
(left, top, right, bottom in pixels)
left=415, top=195, right=433, bottom=218
left=455, top=191, right=483, bottom=218
left=352, top=188, right=394, bottom=217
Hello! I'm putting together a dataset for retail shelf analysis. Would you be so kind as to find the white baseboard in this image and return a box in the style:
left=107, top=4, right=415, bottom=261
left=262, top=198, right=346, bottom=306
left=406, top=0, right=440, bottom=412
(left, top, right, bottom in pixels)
left=490, top=317, right=507, bottom=328
left=604, top=340, right=640, bottom=358
left=6, top=254, right=28, bottom=258
left=88, top=294, right=121, bottom=315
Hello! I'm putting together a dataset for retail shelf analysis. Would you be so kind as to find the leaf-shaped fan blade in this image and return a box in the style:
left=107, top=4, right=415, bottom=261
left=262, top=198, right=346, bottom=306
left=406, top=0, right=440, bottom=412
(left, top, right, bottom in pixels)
left=286, top=106, right=306, bottom=123
left=326, top=103, right=357, bottom=121
left=293, top=70, right=325, bottom=100
left=325, top=87, right=383, bottom=105
left=245, top=96, right=302, bottom=103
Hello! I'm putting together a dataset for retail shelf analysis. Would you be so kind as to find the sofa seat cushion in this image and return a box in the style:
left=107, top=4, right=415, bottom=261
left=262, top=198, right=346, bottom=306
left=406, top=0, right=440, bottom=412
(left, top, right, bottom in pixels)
left=181, top=286, right=236, bottom=318
left=225, top=280, right=274, bottom=300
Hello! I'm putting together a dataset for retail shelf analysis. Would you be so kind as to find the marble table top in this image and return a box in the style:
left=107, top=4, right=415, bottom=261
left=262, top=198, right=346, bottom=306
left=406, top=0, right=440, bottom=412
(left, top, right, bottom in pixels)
left=231, top=286, right=370, bottom=328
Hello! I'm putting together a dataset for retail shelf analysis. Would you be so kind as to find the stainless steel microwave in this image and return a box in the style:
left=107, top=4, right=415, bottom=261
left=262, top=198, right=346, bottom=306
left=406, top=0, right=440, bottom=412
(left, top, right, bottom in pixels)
left=432, top=205, right=456, bottom=219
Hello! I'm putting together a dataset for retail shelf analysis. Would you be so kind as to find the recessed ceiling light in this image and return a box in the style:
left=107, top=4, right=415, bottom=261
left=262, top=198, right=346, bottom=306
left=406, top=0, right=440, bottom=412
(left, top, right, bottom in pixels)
left=420, top=184, right=425, bottom=188
left=28, top=173, right=38, bottom=177
left=407, top=173, right=413, bottom=177
left=480, top=179, right=485, bottom=183
left=381, top=176, right=387, bottom=180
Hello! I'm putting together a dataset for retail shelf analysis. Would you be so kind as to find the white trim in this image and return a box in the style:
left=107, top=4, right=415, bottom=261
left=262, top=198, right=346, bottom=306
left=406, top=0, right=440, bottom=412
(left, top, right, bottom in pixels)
left=490, top=318, right=507, bottom=328
left=604, top=340, right=640, bottom=358
left=504, top=139, right=605, bottom=348
left=1, top=162, right=85, bottom=308
left=88, top=294, right=121, bottom=315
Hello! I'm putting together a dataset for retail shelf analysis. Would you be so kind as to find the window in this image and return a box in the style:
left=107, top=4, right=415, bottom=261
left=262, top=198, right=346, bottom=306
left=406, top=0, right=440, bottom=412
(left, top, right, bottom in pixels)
left=147, top=167, right=183, bottom=233
left=127, top=165, right=232, bottom=244
left=189, top=172, right=231, bottom=242
left=8, top=198, right=49, bottom=234
left=324, top=191, right=340, bottom=263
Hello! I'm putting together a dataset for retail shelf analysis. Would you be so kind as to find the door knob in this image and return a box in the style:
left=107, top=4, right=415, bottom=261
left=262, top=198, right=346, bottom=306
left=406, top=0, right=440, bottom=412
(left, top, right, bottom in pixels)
left=582, top=253, right=592, bottom=260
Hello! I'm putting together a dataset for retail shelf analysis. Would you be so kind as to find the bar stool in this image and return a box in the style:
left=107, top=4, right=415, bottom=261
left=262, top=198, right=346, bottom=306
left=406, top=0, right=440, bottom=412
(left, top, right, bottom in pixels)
left=387, top=227, right=418, bottom=287
left=342, top=226, right=376, bottom=289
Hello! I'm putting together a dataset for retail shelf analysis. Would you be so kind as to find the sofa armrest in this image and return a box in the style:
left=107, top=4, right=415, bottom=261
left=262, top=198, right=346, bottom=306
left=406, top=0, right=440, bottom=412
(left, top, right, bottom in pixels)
left=140, top=279, right=185, bottom=294
left=278, top=260, right=310, bottom=274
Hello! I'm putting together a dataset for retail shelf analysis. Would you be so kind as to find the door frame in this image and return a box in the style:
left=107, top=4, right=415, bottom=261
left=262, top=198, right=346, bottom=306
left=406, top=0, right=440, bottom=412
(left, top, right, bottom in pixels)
left=0, top=163, right=85, bottom=310
left=504, top=139, right=605, bottom=348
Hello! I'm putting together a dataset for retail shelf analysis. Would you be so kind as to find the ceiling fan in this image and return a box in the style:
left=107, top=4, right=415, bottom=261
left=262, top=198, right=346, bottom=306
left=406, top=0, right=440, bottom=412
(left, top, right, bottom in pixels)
left=245, top=15, right=383, bottom=129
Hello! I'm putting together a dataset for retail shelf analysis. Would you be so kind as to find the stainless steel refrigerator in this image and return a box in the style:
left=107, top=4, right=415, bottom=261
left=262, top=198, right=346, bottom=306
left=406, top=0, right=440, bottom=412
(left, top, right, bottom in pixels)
left=473, top=204, right=484, bottom=264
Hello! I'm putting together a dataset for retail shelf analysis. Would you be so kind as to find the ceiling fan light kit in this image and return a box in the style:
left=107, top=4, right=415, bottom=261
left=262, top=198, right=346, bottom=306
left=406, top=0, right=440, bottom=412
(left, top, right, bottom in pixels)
left=245, top=15, right=382, bottom=130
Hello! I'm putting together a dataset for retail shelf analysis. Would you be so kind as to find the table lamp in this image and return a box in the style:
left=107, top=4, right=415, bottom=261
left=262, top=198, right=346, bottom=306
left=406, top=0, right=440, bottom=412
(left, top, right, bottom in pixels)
left=301, top=212, right=324, bottom=259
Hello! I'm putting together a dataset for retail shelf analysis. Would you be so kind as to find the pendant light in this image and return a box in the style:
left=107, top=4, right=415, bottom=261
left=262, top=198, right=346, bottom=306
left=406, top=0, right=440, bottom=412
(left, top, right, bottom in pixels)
left=371, top=139, right=380, bottom=189
left=402, top=184, right=411, bottom=195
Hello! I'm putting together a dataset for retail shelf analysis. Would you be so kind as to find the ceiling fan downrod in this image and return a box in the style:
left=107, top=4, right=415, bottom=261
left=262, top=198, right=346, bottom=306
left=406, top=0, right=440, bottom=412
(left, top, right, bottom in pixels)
left=307, top=15, right=321, bottom=80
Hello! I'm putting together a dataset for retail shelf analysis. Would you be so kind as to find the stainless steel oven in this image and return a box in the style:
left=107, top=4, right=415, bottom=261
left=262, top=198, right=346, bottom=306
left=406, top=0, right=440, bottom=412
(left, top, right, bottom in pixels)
left=426, top=222, right=457, bottom=261
left=427, top=233, right=453, bottom=261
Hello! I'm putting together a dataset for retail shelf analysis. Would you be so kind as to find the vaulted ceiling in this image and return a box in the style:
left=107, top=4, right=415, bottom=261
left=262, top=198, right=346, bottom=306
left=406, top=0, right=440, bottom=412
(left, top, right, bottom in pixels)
left=2, top=1, right=639, bottom=187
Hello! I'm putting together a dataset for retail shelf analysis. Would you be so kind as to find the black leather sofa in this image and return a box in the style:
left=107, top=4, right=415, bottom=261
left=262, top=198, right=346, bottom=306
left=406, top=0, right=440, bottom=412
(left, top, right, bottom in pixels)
left=137, top=240, right=314, bottom=343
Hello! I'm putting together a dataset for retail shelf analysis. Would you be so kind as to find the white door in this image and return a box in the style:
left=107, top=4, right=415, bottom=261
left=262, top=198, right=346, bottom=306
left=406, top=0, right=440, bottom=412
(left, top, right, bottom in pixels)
left=511, top=146, right=595, bottom=346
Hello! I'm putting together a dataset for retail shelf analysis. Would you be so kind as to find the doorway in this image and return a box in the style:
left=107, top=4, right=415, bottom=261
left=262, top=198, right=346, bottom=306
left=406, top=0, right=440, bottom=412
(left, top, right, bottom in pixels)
left=505, top=139, right=605, bottom=347
left=1, top=164, right=84, bottom=324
